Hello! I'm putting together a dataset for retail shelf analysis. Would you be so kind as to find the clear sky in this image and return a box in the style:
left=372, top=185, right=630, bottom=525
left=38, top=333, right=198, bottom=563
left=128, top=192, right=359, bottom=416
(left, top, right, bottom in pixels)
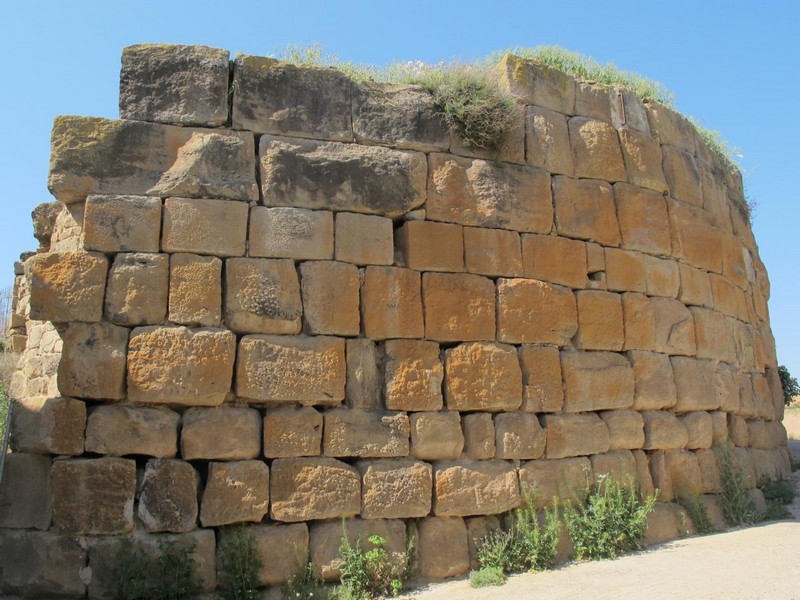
left=1, top=0, right=798, bottom=376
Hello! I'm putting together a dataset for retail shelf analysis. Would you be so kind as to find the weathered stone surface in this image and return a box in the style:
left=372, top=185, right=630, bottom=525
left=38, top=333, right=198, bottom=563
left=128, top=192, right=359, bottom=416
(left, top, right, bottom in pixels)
left=263, top=407, right=322, bottom=458
left=138, top=459, right=198, bottom=532
left=224, top=258, right=302, bottom=334
left=396, top=220, right=464, bottom=272
left=642, top=411, right=689, bottom=450
left=128, top=326, right=236, bottom=406
left=692, top=308, right=736, bottom=365
left=162, top=197, right=248, bottom=256
left=521, top=233, right=587, bottom=288
left=591, top=450, right=637, bottom=484
left=648, top=452, right=674, bottom=502
left=260, top=135, right=426, bottom=217
left=444, top=342, right=522, bottom=411
left=434, top=460, right=520, bottom=516
left=10, top=396, right=86, bottom=456
left=242, top=524, right=309, bottom=586
left=58, top=321, right=128, bottom=400
left=334, top=212, right=394, bottom=265
left=0, top=453, right=52, bottom=530
left=605, top=248, right=647, bottom=293
left=614, top=182, right=671, bottom=255
left=668, top=199, right=725, bottom=273
left=494, top=412, right=546, bottom=459
left=629, top=350, right=676, bottom=410
left=561, top=351, right=633, bottom=412
left=417, top=516, right=470, bottom=579
left=120, top=44, right=230, bottom=126
left=28, top=251, right=107, bottom=322
left=611, top=88, right=650, bottom=133
left=569, top=117, right=627, bottom=182
left=600, top=410, right=644, bottom=451
left=105, top=253, right=168, bottom=326
left=324, top=409, right=409, bottom=458
left=643, top=255, right=680, bottom=298
left=32, top=200, right=61, bottom=251
left=49, top=202, right=84, bottom=251
left=270, top=457, right=360, bottom=522
left=52, top=458, right=135, bottom=534
left=575, top=290, right=624, bottom=351
left=644, top=503, right=681, bottom=546
left=519, top=457, right=593, bottom=509
left=709, top=411, right=729, bottom=445
left=678, top=263, right=714, bottom=308
left=653, top=298, right=696, bottom=356
left=410, top=411, right=463, bottom=460
left=384, top=339, right=443, bottom=411
left=0, top=530, right=86, bottom=598
left=646, top=102, right=696, bottom=154
left=496, top=54, right=575, bottom=114
left=423, top=273, right=496, bottom=342
left=519, top=344, right=564, bottom=413
left=463, top=413, right=496, bottom=460
left=463, top=226, right=523, bottom=277
left=542, top=413, right=610, bottom=459
left=696, top=449, right=722, bottom=494
left=554, top=176, right=621, bottom=246
left=83, top=194, right=161, bottom=253
left=465, top=515, right=503, bottom=570
left=525, top=105, right=574, bottom=175
left=497, top=278, right=578, bottom=345
left=181, top=407, right=261, bottom=460
left=728, top=413, right=750, bottom=447
left=671, top=357, right=720, bottom=412
left=250, top=207, right=333, bottom=260
left=633, top=449, right=656, bottom=498
left=665, top=449, right=704, bottom=498
left=360, top=459, right=433, bottom=519
left=168, top=253, right=222, bottom=327
left=427, top=153, right=552, bottom=232
left=237, top=335, right=345, bottom=404
left=663, top=145, right=702, bottom=206
left=575, top=81, right=613, bottom=121
left=621, top=293, right=655, bottom=351
left=618, top=127, right=668, bottom=193
left=85, top=405, right=179, bottom=457
left=345, top=338, right=382, bottom=409
left=200, top=460, right=269, bottom=526
left=233, top=56, right=352, bottom=140
left=362, top=266, right=424, bottom=340
left=710, top=273, right=748, bottom=320
left=300, top=261, right=360, bottom=336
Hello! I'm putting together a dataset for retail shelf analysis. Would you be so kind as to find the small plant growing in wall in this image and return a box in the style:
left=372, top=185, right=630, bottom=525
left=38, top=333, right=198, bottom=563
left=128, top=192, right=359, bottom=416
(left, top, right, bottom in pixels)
left=218, top=525, right=263, bottom=600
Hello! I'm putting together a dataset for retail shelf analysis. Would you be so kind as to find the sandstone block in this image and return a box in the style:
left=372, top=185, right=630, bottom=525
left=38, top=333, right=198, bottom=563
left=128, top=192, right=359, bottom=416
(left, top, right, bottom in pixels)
left=622, top=292, right=655, bottom=351
left=85, top=405, right=179, bottom=457
left=525, top=105, right=574, bottom=175
left=663, top=145, right=702, bottom=206
left=568, top=117, right=627, bottom=182
left=671, top=357, right=720, bottom=412
left=162, top=197, right=248, bottom=256
left=28, top=251, right=107, bottom=322
left=359, top=459, right=433, bottom=519
left=58, top=321, right=128, bottom=400
left=233, top=56, right=352, bottom=139
left=396, top=220, right=464, bottom=272
left=553, top=176, right=621, bottom=246
left=542, top=413, right=610, bottom=459
left=345, top=338, right=383, bottom=409
left=300, top=261, right=360, bottom=336
left=710, top=411, right=729, bottom=445
left=334, top=212, right=394, bottom=266
left=52, top=457, right=135, bottom=534
left=352, top=82, right=449, bottom=151
left=519, top=344, right=564, bottom=413
left=618, top=127, right=668, bottom=193
left=200, top=460, right=269, bottom=526
left=427, top=152, right=552, bottom=232
left=0, top=453, right=52, bottom=530
left=0, top=530, right=86, bottom=598
left=575, top=290, right=624, bottom=350
left=496, top=54, right=575, bottom=113
left=49, top=202, right=83, bottom=251
left=181, top=407, right=262, bottom=460
left=575, top=81, right=613, bottom=121
left=250, top=206, right=333, bottom=261
left=260, top=135, right=426, bottom=217
left=696, top=449, right=722, bottom=494
left=362, top=266, right=424, bottom=340
left=463, top=413, right=496, bottom=460
left=168, top=253, right=222, bottom=327
left=463, top=226, right=523, bottom=277
left=642, top=411, right=689, bottom=450
left=224, top=258, right=302, bottom=334
left=668, top=199, right=725, bottom=273
left=384, top=339, right=443, bottom=411
left=644, top=503, right=681, bottom=546
left=264, top=407, right=322, bottom=458
left=643, top=255, right=680, bottom=298
left=700, top=167, right=734, bottom=231
left=646, top=102, right=696, bottom=153
left=423, top=272, right=495, bottom=342
left=105, top=252, right=168, bottom=326
left=692, top=307, right=736, bottom=363
left=416, top=517, right=470, bottom=579
left=237, top=335, right=345, bottom=404
left=120, top=44, right=230, bottom=126
left=678, top=263, right=714, bottom=308
left=324, top=409, right=410, bottom=458
left=653, top=298, right=696, bottom=356
left=591, top=450, right=637, bottom=484
left=246, top=524, right=309, bottom=586
left=82, top=194, right=162, bottom=253
left=613, top=182, right=671, bottom=255
left=600, top=410, right=644, bottom=451
left=734, top=447, right=757, bottom=489
left=519, top=456, right=594, bottom=509
left=444, top=342, right=522, bottom=411
left=497, top=278, right=577, bottom=345
left=128, top=326, right=236, bottom=406
left=561, top=351, right=634, bottom=412
left=410, top=411, right=464, bottom=460
left=665, top=449, right=704, bottom=498
left=629, top=350, right=676, bottom=410
left=494, top=412, right=546, bottom=459
left=434, top=460, right=520, bottom=516
left=648, top=452, right=674, bottom=502
left=710, top=273, right=749, bottom=320
left=10, top=396, right=86, bottom=456
left=465, top=516, right=503, bottom=570
left=633, top=449, right=656, bottom=498
left=270, top=457, right=360, bottom=522
left=138, top=459, right=199, bottom=532
left=605, top=248, right=647, bottom=293
left=521, top=233, right=587, bottom=288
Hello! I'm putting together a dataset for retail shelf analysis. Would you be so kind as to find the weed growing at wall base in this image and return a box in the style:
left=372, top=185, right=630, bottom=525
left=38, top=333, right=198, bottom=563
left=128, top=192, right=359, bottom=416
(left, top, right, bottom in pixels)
left=218, top=525, right=262, bottom=600
left=329, top=532, right=414, bottom=600
left=714, top=442, right=757, bottom=526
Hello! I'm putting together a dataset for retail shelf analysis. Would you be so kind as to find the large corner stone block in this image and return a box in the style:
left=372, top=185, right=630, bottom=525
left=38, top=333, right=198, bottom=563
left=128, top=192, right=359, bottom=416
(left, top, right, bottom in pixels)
left=10, top=396, right=86, bottom=456
left=444, top=342, right=522, bottom=411
left=434, top=460, right=520, bottom=516
left=28, top=251, right=107, bottom=323
left=162, top=197, right=248, bottom=257
left=120, top=44, right=230, bottom=126
left=58, top=321, right=129, bottom=400
left=127, top=326, right=236, bottom=406
left=82, top=194, right=162, bottom=253
left=85, top=404, right=179, bottom=457
left=270, top=457, right=360, bottom=522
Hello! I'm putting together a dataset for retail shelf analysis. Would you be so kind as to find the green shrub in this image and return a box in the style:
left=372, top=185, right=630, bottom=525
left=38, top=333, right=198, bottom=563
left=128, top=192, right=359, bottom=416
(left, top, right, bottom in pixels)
left=761, top=478, right=795, bottom=505
left=761, top=500, right=792, bottom=521
left=218, top=525, right=262, bottom=600
left=563, top=476, right=656, bottom=561
left=330, top=533, right=413, bottom=600
left=678, top=495, right=716, bottom=534
left=714, top=442, right=757, bottom=526
left=281, top=563, right=327, bottom=600
left=778, top=365, right=800, bottom=406
left=469, top=565, right=506, bottom=588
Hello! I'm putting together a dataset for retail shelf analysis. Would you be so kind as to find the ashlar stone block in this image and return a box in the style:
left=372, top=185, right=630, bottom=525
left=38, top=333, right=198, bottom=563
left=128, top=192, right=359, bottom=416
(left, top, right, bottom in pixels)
left=663, top=145, right=702, bottom=206
left=618, top=127, right=668, bottom=193
left=519, top=344, right=564, bottom=413
left=494, top=412, right=546, bottom=459
left=85, top=405, right=179, bottom=457
left=463, top=226, right=523, bottom=277
left=384, top=339, right=443, bottom=411
left=362, top=266, right=424, bottom=340
left=270, top=457, right=360, bottom=522
left=518, top=457, right=593, bottom=509
left=553, top=176, right=621, bottom=246
left=444, top=342, right=522, bottom=411
left=300, top=260, right=360, bottom=336
left=614, top=182, right=671, bottom=255
left=542, top=413, right=610, bottom=459
left=162, top=197, right=248, bottom=257
left=575, top=290, right=624, bottom=351
left=410, top=411, right=464, bottom=460
left=521, top=233, right=587, bottom=289
left=323, top=409, right=410, bottom=458
left=600, top=410, right=645, bottom=451
left=263, top=406, right=323, bottom=458
left=334, top=212, right=394, bottom=266
left=248, top=524, right=309, bottom=586
left=10, top=396, right=86, bottom=456
left=0, top=453, right=52, bottom=530
left=605, top=248, right=647, bottom=293
left=679, top=264, right=714, bottom=308
left=168, top=253, right=222, bottom=327
left=497, top=278, right=578, bottom=345
left=434, top=460, right=520, bottom=516
left=496, top=54, right=576, bottom=114
left=249, top=206, right=333, bottom=260
left=416, top=517, right=470, bottom=579
left=568, top=117, right=627, bottom=182
left=423, top=272, right=495, bottom=342
left=82, top=194, right=161, bottom=253
left=58, top=321, right=128, bottom=400
left=359, top=459, right=433, bottom=519
left=561, top=351, right=634, bottom=412
left=671, top=357, right=720, bottom=412
left=642, top=411, right=689, bottom=450
left=525, top=105, right=574, bottom=175
left=105, top=252, right=168, bottom=326
left=463, top=413, right=496, bottom=460
left=396, top=220, right=464, bottom=272
left=200, top=460, right=269, bottom=527
left=680, top=412, right=713, bottom=450
left=629, top=350, right=676, bottom=410
left=653, top=298, right=696, bottom=356
left=28, top=251, right=107, bottom=323
left=181, top=407, right=262, bottom=460
left=345, top=338, right=383, bottom=410
left=591, top=450, right=637, bottom=484
left=138, top=459, right=199, bottom=533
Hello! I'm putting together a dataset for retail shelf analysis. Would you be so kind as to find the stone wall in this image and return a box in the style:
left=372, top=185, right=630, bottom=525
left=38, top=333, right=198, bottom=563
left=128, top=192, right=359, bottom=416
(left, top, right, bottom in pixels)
left=0, top=44, right=791, bottom=597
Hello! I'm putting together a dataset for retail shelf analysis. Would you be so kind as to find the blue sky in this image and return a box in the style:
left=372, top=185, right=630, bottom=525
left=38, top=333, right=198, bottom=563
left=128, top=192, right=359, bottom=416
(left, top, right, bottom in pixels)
left=1, top=1, right=798, bottom=376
